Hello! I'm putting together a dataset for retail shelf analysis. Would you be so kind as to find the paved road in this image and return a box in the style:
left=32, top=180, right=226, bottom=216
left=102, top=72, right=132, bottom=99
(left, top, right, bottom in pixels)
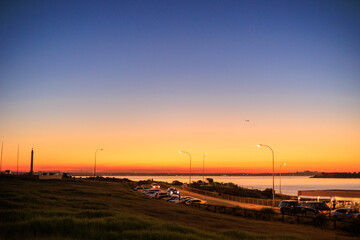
left=179, top=189, right=280, bottom=212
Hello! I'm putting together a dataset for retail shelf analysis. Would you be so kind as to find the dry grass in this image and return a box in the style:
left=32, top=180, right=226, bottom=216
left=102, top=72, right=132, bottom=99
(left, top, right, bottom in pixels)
left=0, top=176, right=355, bottom=240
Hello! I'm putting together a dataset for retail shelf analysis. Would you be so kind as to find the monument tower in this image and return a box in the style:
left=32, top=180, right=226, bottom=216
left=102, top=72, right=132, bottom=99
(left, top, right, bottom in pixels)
left=30, top=148, right=34, bottom=175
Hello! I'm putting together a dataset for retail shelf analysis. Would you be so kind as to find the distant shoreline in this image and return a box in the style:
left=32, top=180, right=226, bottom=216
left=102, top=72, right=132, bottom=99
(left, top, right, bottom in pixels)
left=311, top=172, right=360, bottom=179
left=70, top=172, right=317, bottom=177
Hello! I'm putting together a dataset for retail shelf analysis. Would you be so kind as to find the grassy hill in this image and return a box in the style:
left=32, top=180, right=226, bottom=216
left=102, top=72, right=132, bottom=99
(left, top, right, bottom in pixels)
left=0, top=177, right=355, bottom=240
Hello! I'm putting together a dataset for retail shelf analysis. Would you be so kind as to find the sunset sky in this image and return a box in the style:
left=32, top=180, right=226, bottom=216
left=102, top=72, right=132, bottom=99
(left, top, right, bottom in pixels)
left=1, top=0, right=359, bottom=173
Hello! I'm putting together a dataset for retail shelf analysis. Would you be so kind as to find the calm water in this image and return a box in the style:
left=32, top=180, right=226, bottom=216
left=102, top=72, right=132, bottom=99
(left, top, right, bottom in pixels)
left=100, top=175, right=360, bottom=196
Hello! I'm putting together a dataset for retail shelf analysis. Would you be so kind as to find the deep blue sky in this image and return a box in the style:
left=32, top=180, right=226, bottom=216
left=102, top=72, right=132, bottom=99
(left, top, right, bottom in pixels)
left=0, top=0, right=359, bottom=171
left=1, top=0, right=359, bottom=102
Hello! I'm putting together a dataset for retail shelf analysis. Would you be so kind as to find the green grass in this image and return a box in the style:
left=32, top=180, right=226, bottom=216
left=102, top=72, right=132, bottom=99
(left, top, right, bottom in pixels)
left=0, top=177, right=354, bottom=240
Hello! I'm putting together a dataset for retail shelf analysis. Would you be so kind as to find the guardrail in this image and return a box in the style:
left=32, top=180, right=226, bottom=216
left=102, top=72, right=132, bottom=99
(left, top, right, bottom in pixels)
left=188, top=202, right=359, bottom=233
left=187, top=187, right=282, bottom=207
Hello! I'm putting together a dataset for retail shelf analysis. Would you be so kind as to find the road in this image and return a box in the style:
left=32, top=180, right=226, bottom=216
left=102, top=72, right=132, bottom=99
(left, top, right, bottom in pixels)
left=179, top=188, right=280, bottom=212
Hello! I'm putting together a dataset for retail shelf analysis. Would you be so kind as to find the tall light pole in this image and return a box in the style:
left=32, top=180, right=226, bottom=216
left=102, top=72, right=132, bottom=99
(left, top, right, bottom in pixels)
left=94, top=148, right=103, bottom=177
left=279, top=163, right=286, bottom=195
left=257, top=144, right=275, bottom=207
left=0, top=141, right=3, bottom=172
left=179, top=151, right=192, bottom=191
left=17, top=144, right=19, bottom=176
left=203, top=153, right=207, bottom=185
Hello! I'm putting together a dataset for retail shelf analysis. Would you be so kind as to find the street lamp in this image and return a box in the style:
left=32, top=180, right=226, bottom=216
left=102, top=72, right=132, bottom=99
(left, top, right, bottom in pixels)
left=94, top=148, right=103, bottom=177
left=203, top=153, right=207, bottom=185
left=257, top=144, right=275, bottom=207
left=280, top=163, right=286, bottom=195
left=179, top=151, right=192, bottom=191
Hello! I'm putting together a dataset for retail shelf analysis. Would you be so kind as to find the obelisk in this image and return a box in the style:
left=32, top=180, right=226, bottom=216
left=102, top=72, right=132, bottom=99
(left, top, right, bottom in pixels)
left=30, top=148, right=34, bottom=175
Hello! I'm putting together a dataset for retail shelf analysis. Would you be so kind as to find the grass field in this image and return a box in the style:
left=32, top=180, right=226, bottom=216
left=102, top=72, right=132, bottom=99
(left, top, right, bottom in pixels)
left=0, top=177, right=356, bottom=240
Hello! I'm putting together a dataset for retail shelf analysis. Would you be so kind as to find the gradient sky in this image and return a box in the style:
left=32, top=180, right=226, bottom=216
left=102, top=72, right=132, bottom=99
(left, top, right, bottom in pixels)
left=1, top=0, right=359, bottom=173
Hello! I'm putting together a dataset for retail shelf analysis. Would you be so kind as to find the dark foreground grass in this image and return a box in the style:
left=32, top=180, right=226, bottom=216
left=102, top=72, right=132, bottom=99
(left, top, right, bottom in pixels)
left=0, top=177, right=353, bottom=240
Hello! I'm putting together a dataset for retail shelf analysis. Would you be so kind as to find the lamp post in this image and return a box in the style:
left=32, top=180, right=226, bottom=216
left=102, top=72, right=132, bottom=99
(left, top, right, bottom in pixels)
left=17, top=144, right=19, bottom=176
left=0, top=141, right=3, bottom=173
left=203, top=153, right=207, bottom=185
left=94, top=148, right=103, bottom=177
left=279, top=163, right=286, bottom=195
left=257, top=144, right=275, bottom=207
left=179, top=151, right=192, bottom=191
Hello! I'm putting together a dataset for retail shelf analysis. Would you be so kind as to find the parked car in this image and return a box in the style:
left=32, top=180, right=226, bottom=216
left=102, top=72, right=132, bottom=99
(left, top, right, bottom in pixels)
left=331, top=208, right=360, bottom=219
left=167, top=187, right=179, bottom=195
left=154, top=192, right=170, bottom=199
left=142, top=189, right=161, bottom=195
left=301, top=201, right=331, bottom=216
left=169, top=196, right=191, bottom=203
left=140, top=189, right=150, bottom=194
left=165, top=196, right=179, bottom=202
left=159, top=195, right=172, bottom=201
left=147, top=192, right=159, bottom=198
left=174, top=197, right=193, bottom=204
left=279, top=200, right=302, bottom=215
left=185, top=198, right=207, bottom=205
left=150, top=183, right=161, bottom=189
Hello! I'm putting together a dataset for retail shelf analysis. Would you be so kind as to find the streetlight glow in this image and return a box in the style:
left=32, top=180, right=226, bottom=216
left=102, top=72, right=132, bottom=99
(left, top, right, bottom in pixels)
left=179, top=151, right=192, bottom=191
left=94, top=148, right=103, bottom=177
left=257, top=144, right=275, bottom=207
left=203, top=153, right=208, bottom=185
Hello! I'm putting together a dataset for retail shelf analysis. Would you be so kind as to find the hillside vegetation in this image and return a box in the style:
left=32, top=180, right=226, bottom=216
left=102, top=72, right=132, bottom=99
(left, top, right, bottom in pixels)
left=0, top=176, right=354, bottom=240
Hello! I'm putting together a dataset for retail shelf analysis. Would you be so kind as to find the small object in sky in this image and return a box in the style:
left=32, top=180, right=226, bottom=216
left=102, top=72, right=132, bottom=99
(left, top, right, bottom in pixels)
left=245, top=120, right=250, bottom=122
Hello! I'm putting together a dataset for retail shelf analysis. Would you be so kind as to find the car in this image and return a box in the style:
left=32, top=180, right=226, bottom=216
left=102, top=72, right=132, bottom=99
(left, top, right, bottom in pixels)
left=154, top=192, right=170, bottom=199
left=279, top=200, right=302, bottom=215
left=159, top=195, right=172, bottom=201
left=185, top=198, right=207, bottom=205
left=331, top=208, right=360, bottom=219
left=301, top=201, right=331, bottom=216
left=167, top=187, right=179, bottom=195
left=169, top=196, right=191, bottom=203
left=150, top=183, right=161, bottom=189
left=168, top=197, right=183, bottom=203
left=174, top=197, right=193, bottom=204
left=142, top=189, right=161, bottom=195
left=140, top=189, right=150, bottom=194
left=147, top=192, right=159, bottom=198
left=165, top=196, right=179, bottom=202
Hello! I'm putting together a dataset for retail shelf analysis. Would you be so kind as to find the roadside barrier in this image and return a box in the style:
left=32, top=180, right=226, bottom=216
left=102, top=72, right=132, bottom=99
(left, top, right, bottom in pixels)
left=187, top=202, right=359, bottom=234
left=188, top=187, right=282, bottom=207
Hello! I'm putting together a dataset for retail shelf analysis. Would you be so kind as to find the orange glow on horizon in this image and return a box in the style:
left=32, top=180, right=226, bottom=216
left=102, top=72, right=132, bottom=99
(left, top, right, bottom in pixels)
left=1, top=108, right=359, bottom=173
